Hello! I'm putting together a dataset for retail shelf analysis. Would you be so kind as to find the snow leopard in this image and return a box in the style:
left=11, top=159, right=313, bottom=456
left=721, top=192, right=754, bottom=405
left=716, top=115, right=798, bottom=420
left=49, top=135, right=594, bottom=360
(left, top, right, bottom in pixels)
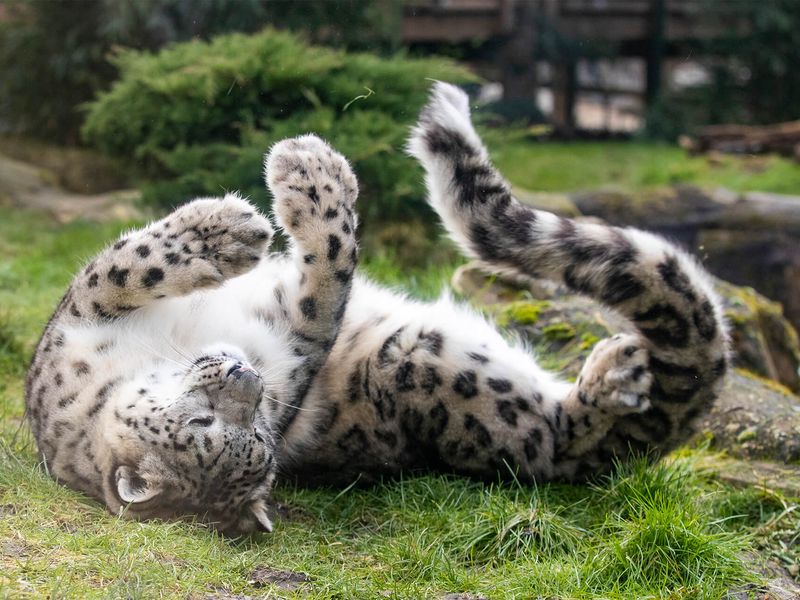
left=24, top=83, right=729, bottom=534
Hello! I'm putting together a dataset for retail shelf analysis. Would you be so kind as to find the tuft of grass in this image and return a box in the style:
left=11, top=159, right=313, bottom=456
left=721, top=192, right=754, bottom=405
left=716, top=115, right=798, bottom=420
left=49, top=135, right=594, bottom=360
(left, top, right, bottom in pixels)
left=599, top=456, right=699, bottom=520
left=452, top=489, right=586, bottom=563
left=584, top=458, right=749, bottom=598
left=585, top=504, right=747, bottom=598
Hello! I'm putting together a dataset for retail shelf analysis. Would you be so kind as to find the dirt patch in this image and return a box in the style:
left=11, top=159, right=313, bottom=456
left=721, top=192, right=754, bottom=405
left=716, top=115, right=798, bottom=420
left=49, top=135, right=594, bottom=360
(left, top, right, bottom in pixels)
left=727, top=560, right=800, bottom=600
left=248, top=566, right=310, bottom=591
left=1, top=538, right=31, bottom=558
left=200, top=589, right=255, bottom=600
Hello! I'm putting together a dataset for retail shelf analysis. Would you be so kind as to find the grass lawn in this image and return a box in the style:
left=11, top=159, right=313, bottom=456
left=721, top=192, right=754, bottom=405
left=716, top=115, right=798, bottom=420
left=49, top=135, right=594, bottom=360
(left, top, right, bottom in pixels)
left=485, top=131, right=800, bottom=195
left=1, top=203, right=799, bottom=599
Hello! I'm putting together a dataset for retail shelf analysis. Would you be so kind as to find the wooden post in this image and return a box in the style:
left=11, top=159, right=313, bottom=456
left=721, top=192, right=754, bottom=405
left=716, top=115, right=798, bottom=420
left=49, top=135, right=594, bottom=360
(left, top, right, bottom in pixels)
left=646, top=0, right=666, bottom=107
left=552, top=60, right=576, bottom=135
left=500, top=0, right=538, bottom=106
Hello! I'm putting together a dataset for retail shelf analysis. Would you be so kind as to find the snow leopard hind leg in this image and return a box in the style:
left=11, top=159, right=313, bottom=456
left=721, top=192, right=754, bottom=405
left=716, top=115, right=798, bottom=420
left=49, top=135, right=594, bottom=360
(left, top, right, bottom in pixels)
left=407, top=82, right=729, bottom=481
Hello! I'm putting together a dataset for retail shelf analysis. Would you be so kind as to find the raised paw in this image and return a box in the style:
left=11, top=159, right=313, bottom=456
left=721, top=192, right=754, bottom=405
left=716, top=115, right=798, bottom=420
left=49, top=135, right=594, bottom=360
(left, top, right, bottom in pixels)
left=265, top=134, right=358, bottom=243
left=159, top=194, right=274, bottom=288
left=576, top=333, right=653, bottom=415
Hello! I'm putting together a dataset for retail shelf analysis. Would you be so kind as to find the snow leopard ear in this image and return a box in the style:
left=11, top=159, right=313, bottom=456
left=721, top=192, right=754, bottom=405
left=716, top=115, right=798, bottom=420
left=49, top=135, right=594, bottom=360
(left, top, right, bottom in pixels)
left=115, top=465, right=163, bottom=504
left=250, top=498, right=274, bottom=533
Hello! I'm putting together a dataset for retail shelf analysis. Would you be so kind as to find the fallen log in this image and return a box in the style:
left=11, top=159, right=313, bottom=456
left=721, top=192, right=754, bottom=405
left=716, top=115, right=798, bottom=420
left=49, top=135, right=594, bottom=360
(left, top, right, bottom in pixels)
left=680, top=120, right=800, bottom=158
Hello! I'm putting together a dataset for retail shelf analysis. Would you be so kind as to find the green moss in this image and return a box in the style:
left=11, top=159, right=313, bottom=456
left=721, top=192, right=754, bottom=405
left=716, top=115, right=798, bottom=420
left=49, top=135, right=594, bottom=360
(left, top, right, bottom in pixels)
left=723, top=282, right=784, bottom=319
left=580, top=332, right=601, bottom=350
left=542, top=322, right=576, bottom=342
left=736, top=428, right=758, bottom=443
left=735, top=368, right=795, bottom=397
left=725, top=310, right=751, bottom=326
left=496, top=300, right=550, bottom=327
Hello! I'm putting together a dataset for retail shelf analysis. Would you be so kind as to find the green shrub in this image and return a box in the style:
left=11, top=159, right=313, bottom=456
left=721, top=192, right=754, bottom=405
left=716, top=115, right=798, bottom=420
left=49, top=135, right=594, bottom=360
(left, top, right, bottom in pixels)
left=83, top=28, right=474, bottom=223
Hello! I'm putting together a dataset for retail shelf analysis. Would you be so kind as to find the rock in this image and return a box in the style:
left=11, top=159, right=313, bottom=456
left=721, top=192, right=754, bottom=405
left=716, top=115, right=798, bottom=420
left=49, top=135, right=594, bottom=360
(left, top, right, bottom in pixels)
left=698, top=229, right=800, bottom=356
left=453, top=262, right=800, bottom=391
left=454, top=263, right=800, bottom=462
left=514, top=188, right=581, bottom=217
left=696, top=456, right=800, bottom=497
left=716, top=280, right=800, bottom=392
left=726, top=559, right=800, bottom=600
left=699, top=372, right=800, bottom=463
left=0, top=153, right=144, bottom=223
left=566, top=184, right=800, bottom=335
left=0, top=135, right=129, bottom=194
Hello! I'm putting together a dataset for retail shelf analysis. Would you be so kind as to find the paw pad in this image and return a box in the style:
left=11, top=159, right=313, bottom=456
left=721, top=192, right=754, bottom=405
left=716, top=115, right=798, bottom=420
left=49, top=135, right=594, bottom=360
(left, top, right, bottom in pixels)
left=580, top=334, right=653, bottom=415
left=265, top=135, right=358, bottom=238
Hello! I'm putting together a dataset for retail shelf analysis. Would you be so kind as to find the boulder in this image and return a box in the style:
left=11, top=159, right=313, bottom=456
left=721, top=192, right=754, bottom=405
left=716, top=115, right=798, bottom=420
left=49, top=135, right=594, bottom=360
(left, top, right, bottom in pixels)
left=700, top=372, right=800, bottom=464
left=453, top=262, right=800, bottom=392
left=0, top=152, right=144, bottom=224
left=717, top=280, right=800, bottom=392
left=453, top=263, right=800, bottom=462
left=551, top=185, right=800, bottom=335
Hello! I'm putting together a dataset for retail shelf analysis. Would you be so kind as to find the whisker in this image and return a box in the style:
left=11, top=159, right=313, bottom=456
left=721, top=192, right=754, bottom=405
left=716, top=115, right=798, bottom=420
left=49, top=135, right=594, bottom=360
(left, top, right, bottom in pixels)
left=164, top=338, right=197, bottom=365
left=261, top=391, right=320, bottom=413
left=129, top=333, right=193, bottom=370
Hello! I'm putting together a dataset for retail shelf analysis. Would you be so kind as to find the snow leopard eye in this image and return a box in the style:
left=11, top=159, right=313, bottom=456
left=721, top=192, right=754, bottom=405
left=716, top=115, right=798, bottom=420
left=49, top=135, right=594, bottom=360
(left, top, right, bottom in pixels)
left=253, top=429, right=266, bottom=444
left=186, top=416, right=215, bottom=427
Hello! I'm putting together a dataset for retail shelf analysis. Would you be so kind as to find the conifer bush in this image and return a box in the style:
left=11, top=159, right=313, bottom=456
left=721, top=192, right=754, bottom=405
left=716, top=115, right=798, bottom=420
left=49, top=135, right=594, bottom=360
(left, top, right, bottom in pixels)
left=83, top=28, right=474, bottom=223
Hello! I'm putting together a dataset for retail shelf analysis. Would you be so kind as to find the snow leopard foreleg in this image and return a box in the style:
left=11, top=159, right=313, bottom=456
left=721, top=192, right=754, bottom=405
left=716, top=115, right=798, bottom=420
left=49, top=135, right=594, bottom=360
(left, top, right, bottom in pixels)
left=60, top=195, right=274, bottom=323
left=264, top=135, right=359, bottom=432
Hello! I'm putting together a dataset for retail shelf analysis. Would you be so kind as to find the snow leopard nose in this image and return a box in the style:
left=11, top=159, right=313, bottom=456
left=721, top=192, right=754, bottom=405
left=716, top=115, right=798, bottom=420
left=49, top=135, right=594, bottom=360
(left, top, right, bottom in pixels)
left=219, top=361, right=262, bottom=425
left=226, top=362, right=257, bottom=378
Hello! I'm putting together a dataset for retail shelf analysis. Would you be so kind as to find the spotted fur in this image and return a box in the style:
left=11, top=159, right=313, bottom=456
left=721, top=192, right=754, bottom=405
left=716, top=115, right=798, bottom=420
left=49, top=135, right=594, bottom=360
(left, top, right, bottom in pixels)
left=25, top=86, right=729, bottom=533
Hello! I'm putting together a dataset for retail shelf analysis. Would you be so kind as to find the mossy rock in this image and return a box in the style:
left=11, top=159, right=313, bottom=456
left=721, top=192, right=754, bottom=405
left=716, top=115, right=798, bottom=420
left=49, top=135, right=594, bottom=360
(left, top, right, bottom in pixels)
left=0, top=135, right=129, bottom=194
left=695, top=455, right=800, bottom=498
left=485, top=295, right=622, bottom=377
left=453, top=261, right=800, bottom=392
left=570, top=185, right=713, bottom=227
left=454, top=263, right=800, bottom=462
left=716, top=280, right=800, bottom=392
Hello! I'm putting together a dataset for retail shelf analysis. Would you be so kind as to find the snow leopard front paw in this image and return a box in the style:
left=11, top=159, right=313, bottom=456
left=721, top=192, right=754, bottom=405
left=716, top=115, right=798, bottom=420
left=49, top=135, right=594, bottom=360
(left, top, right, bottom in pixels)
left=265, top=134, right=358, bottom=245
left=577, top=333, right=653, bottom=415
left=161, top=194, right=274, bottom=288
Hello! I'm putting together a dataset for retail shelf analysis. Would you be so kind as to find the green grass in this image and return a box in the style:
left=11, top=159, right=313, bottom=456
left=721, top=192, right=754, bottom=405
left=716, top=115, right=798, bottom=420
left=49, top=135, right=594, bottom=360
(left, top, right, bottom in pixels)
left=485, top=131, right=800, bottom=195
left=0, top=202, right=798, bottom=598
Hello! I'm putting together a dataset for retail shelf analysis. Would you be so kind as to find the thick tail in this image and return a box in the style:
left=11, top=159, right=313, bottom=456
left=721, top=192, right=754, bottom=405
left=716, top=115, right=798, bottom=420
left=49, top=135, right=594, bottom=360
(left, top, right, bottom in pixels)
left=408, top=82, right=730, bottom=463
